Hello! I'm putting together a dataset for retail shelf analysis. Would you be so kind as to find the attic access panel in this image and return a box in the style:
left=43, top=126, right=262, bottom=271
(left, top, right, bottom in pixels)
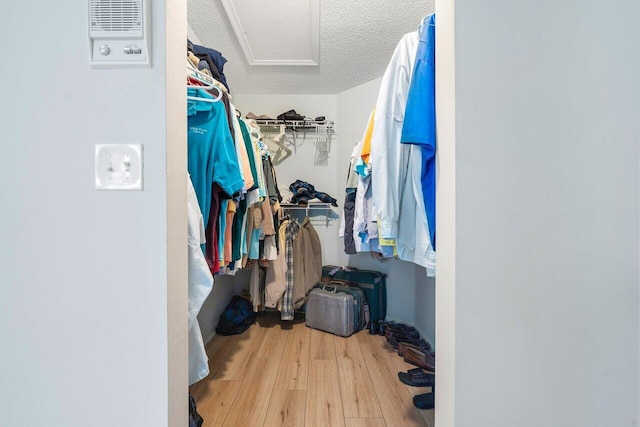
left=221, top=0, right=320, bottom=66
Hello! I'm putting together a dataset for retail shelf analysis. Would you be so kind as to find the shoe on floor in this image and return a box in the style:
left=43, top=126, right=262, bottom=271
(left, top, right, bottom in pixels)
left=413, top=392, right=435, bottom=410
left=385, top=332, right=412, bottom=342
left=403, top=347, right=436, bottom=372
left=397, top=341, right=431, bottom=357
left=398, top=368, right=435, bottom=387
left=385, top=327, right=419, bottom=340
left=378, top=321, right=394, bottom=335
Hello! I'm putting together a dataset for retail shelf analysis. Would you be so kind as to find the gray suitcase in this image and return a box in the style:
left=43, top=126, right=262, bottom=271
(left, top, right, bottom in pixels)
left=305, top=287, right=355, bottom=337
left=313, top=282, right=369, bottom=332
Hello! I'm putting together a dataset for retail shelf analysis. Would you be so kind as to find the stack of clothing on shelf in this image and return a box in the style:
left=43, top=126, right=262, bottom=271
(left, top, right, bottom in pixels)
left=288, top=180, right=338, bottom=206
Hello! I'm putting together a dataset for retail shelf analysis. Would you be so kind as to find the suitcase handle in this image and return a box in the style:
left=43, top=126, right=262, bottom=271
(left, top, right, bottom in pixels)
left=325, top=281, right=349, bottom=291
left=321, top=284, right=338, bottom=293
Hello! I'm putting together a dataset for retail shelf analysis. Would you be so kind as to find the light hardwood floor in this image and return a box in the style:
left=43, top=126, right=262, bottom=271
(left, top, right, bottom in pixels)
left=190, top=313, right=435, bottom=427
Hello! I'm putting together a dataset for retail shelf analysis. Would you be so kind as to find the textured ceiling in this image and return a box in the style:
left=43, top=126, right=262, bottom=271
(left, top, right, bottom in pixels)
left=188, top=0, right=434, bottom=94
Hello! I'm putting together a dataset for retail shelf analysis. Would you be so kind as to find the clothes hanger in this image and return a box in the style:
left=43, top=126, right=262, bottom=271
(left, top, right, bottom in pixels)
left=187, top=67, right=215, bottom=89
left=185, top=57, right=229, bottom=99
left=187, top=77, right=222, bottom=102
left=276, top=126, right=290, bottom=146
left=186, top=60, right=222, bottom=102
left=187, top=91, right=222, bottom=103
left=273, top=126, right=292, bottom=163
left=187, top=76, right=216, bottom=89
left=243, top=118, right=262, bottom=136
left=186, top=59, right=219, bottom=90
left=187, top=82, right=222, bottom=103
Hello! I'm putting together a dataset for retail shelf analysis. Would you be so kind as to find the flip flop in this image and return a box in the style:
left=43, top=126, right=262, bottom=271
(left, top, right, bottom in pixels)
left=398, top=368, right=435, bottom=387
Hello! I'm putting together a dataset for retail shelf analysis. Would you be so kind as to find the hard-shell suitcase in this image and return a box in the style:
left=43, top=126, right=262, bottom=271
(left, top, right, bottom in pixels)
left=313, top=282, right=369, bottom=331
left=321, top=265, right=387, bottom=323
left=305, top=287, right=355, bottom=337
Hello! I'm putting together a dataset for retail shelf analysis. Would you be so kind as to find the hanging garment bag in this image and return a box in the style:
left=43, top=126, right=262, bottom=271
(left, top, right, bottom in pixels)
left=321, top=265, right=387, bottom=324
left=305, top=286, right=355, bottom=337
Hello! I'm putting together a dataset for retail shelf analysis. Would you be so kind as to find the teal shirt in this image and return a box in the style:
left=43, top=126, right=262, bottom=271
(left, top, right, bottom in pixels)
left=187, top=89, right=244, bottom=229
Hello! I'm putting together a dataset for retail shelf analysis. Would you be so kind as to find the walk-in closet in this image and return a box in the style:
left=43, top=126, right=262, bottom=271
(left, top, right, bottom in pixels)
left=185, top=1, right=437, bottom=425
left=4, top=0, right=639, bottom=426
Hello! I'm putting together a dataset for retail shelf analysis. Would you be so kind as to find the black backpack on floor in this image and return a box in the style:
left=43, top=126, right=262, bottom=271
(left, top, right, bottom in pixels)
left=215, top=295, right=256, bottom=336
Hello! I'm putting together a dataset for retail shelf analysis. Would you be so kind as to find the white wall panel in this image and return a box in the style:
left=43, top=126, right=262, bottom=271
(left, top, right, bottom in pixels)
left=0, top=1, right=186, bottom=426
left=437, top=0, right=640, bottom=425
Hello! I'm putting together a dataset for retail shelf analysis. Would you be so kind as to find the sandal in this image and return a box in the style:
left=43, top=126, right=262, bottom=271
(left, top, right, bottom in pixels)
left=398, top=368, right=435, bottom=387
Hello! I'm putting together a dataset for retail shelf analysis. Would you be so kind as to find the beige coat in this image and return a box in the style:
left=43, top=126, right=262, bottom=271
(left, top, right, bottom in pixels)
left=264, top=220, right=288, bottom=308
left=292, top=217, right=323, bottom=309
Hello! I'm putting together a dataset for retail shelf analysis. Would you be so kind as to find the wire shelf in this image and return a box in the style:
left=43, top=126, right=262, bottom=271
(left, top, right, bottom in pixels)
left=280, top=203, right=334, bottom=227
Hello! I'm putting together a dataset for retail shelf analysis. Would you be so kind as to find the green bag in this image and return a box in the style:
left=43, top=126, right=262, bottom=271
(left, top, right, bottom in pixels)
left=321, top=265, right=387, bottom=324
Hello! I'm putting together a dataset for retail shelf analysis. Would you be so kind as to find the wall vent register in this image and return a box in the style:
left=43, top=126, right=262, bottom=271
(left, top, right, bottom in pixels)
left=88, top=0, right=151, bottom=67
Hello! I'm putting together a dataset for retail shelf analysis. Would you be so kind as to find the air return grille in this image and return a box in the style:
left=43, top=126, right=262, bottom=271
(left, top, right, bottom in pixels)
left=89, top=0, right=143, bottom=36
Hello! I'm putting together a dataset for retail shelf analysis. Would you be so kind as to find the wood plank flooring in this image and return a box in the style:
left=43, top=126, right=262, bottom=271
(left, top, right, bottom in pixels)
left=190, top=313, right=435, bottom=427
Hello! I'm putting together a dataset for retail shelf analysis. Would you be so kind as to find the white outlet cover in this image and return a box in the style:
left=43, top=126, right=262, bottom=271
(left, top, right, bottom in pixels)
left=95, top=144, right=144, bottom=190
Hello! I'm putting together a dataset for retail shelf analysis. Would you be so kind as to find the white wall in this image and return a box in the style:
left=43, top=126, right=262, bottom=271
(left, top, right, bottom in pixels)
left=166, top=1, right=189, bottom=425
left=0, top=2, right=186, bottom=426
left=197, top=276, right=233, bottom=344
left=334, top=77, right=382, bottom=214
left=437, top=0, right=640, bottom=425
left=434, top=0, right=457, bottom=423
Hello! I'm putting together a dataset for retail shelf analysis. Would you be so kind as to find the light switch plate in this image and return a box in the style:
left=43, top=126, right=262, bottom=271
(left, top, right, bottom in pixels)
left=95, top=144, right=144, bottom=190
